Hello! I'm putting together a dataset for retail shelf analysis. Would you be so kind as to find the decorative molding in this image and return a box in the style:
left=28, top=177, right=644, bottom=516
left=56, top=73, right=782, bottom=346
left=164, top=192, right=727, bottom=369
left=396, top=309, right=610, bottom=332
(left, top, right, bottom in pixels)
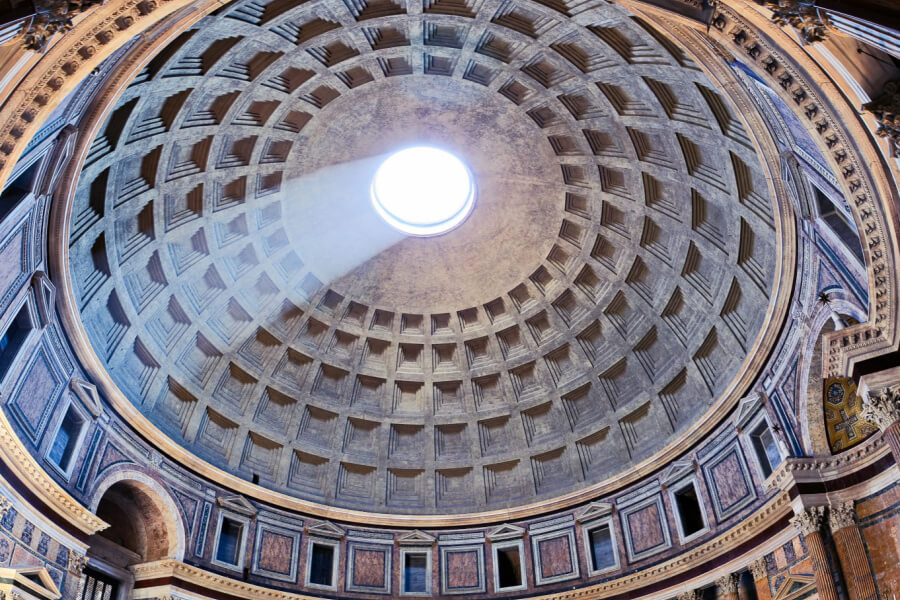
left=789, top=505, right=824, bottom=537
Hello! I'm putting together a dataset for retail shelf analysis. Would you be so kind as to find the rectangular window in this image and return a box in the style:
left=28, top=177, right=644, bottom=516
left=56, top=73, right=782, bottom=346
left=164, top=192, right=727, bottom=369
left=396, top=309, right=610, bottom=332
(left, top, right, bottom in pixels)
left=751, top=422, right=782, bottom=478
left=78, top=567, right=120, bottom=600
left=48, top=405, right=85, bottom=472
left=815, top=187, right=864, bottom=263
left=216, top=518, right=243, bottom=566
left=588, top=523, right=616, bottom=572
left=495, top=546, right=523, bottom=590
left=309, top=543, right=334, bottom=587
left=403, top=552, right=428, bottom=593
left=673, top=482, right=706, bottom=538
left=0, top=304, right=32, bottom=382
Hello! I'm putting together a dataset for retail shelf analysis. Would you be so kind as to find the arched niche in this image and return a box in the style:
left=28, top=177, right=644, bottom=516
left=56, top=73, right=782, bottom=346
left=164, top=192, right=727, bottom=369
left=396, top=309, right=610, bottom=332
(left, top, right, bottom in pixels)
left=87, top=470, right=186, bottom=567
left=797, top=294, right=871, bottom=456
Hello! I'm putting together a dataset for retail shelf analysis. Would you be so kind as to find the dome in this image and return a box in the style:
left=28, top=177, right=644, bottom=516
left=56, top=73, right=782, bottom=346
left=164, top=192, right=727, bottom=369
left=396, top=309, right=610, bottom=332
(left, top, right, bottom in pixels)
left=0, top=0, right=898, bottom=599
left=67, top=0, right=784, bottom=514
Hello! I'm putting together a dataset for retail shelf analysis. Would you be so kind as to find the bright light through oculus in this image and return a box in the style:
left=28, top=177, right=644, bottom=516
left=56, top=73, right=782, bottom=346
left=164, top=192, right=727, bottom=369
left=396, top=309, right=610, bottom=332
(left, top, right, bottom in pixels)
left=371, top=147, right=475, bottom=236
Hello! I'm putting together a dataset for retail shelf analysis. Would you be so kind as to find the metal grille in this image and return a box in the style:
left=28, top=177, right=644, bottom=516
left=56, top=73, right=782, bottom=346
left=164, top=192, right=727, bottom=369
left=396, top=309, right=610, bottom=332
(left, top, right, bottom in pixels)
left=78, top=568, right=119, bottom=600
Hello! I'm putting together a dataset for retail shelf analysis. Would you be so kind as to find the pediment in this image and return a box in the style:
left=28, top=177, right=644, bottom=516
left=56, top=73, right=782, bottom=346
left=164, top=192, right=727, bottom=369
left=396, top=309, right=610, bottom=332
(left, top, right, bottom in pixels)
left=576, top=501, right=614, bottom=523
left=70, top=377, right=102, bottom=418
left=398, top=529, right=436, bottom=545
left=307, top=520, right=345, bottom=538
left=30, top=271, right=55, bottom=329
left=660, top=460, right=695, bottom=485
left=773, top=575, right=815, bottom=600
left=0, top=566, right=61, bottom=599
left=735, top=393, right=765, bottom=430
left=487, top=523, right=525, bottom=541
left=216, top=495, right=257, bottom=517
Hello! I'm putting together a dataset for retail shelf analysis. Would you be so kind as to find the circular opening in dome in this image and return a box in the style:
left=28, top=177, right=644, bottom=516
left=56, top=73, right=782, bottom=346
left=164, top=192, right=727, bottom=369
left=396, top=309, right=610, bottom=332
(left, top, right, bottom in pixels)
left=371, top=146, right=476, bottom=237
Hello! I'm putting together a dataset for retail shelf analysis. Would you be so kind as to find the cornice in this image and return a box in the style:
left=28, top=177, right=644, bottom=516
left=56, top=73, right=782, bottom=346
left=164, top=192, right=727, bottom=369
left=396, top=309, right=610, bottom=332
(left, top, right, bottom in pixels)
left=765, top=433, right=890, bottom=492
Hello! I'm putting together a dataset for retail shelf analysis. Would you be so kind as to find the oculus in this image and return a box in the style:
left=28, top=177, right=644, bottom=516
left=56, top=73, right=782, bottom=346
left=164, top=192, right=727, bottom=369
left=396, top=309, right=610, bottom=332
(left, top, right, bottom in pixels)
left=370, top=146, right=476, bottom=237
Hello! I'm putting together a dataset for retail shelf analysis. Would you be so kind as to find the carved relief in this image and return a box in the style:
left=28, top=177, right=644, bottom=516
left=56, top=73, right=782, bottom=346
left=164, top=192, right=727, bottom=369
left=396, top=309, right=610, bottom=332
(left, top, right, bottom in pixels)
left=863, top=81, right=900, bottom=159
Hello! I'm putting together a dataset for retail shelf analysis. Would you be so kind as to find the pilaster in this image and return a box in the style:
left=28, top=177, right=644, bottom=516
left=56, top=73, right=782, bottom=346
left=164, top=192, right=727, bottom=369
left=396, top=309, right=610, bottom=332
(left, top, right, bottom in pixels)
left=829, top=502, right=878, bottom=600
left=790, top=506, right=840, bottom=600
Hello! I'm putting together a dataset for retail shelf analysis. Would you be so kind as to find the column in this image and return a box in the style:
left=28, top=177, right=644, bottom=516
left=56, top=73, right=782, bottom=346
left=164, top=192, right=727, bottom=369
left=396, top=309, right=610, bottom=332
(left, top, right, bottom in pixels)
left=749, top=558, right=770, bottom=600
left=829, top=502, right=878, bottom=600
left=790, top=506, right=840, bottom=600
left=717, top=574, right=739, bottom=600
left=859, top=384, right=900, bottom=465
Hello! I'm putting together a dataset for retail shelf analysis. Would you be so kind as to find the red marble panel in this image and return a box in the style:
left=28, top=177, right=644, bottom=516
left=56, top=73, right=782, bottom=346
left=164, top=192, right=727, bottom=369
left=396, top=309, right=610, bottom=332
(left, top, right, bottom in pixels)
left=446, top=549, right=480, bottom=589
left=627, top=502, right=664, bottom=554
left=709, top=450, right=750, bottom=511
left=538, top=535, right=573, bottom=578
left=352, top=548, right=386, bottom=588
left=257, top=530, right=293, bottom=575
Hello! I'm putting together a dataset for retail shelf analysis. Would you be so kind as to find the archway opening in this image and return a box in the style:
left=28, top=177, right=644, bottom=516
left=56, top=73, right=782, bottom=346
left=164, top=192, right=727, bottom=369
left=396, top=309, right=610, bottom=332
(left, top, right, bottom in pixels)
left=88, top=480, right=172, bottom=567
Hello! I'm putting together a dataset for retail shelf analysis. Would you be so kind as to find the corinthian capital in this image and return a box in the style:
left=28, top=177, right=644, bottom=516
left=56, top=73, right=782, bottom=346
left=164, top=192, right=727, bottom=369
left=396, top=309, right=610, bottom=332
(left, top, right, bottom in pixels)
left=677, top=590, right=699, bottom=600
left=790, top=505, right=825, bottom=537
left=828, top=501, right=857, bottom=532
left=752, top=1, right=828, bottom=44
left=716, top=574, right=738, bottom=595
left=749, top=557, right=768, bottom=581
left=859, top=384, right=900, bottom=429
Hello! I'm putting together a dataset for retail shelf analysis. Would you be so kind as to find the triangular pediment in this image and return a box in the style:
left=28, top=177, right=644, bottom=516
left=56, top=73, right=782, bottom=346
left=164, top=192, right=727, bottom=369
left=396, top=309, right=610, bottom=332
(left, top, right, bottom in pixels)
left=307, top=520, right=345, bottom=538
left=661, top=460, right=695, bottom=485
left=30, top=271, right=55, bottom=329
left=735, top=393, right=765, bottom=430
left=576, top=501, right=614, bottom=523
left=398, top=529, right=436, bottom=545
left=0, top=566, right=61, bottom=599
left=217, top=495, right=257, bottom=517
left=487, top=523, right=525, bottom=541
left=773, top=575, right=815, bottom=600
left=70, top=377, right=102, bottom=418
